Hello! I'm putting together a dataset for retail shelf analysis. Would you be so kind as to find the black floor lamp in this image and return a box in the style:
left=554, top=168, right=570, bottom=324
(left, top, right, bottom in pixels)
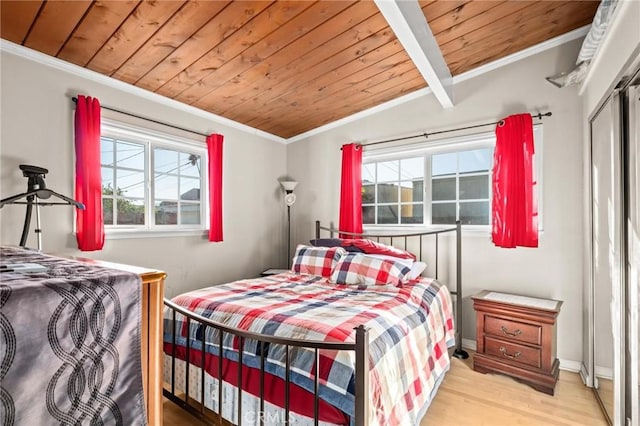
left=280, top=180, right=298, bottom=264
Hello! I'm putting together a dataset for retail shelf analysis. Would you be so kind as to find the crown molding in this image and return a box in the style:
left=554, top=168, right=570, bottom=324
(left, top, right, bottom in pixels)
left=286, top=24, right=591, bottom=144
left=0, top=39, right=286, bottom=144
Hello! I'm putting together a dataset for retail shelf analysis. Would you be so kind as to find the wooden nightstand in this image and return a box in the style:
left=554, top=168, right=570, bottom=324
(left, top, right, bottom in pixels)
left=472, top=290, right=563, bottom=395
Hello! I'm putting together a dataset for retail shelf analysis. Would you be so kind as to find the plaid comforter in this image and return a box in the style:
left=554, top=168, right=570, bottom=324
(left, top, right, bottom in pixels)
left=164, top=272, right=455, bottom=425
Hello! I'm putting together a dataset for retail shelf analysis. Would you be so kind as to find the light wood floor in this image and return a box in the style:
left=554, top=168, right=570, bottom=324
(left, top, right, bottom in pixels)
left=164, top=352, right=607, bottom=425
left=421, top=353, right=606, bottom=425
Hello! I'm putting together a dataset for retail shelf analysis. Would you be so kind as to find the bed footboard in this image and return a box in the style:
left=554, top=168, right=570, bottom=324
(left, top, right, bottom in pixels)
left=163, top=299, right=370, bottom=425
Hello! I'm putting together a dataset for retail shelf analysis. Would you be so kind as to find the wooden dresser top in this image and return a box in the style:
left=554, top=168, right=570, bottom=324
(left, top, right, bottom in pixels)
left=472, top=290, right=563, bottom=313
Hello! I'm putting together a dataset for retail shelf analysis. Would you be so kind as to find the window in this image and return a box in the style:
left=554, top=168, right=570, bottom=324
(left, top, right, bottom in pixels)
left=100, top=120, right=207, bottom=234
left=362, top=126, right=542, bottom=228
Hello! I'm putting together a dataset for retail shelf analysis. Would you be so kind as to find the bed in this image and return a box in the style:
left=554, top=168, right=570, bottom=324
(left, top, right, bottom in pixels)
left=162, top=221, right=466, bottom=425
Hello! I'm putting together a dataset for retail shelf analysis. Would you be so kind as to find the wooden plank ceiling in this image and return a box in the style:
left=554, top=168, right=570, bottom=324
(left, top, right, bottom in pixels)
left=1, top=0, right=599, bottom=139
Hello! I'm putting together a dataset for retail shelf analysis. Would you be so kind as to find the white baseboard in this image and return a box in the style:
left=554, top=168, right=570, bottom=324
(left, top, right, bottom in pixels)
left=460, top=339, right=582, bottom=373
left=558, top=359, right=582, bottom=373
left=462, top=338, right=476, bottom=351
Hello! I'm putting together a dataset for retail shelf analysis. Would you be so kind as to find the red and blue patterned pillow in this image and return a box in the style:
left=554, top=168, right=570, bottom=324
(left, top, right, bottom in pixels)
left=330, top=253, right=412, bottom=287
left=343, top=239, right=416, bottom=261
left=309, top=238, right=364, bottom=253
left=310, top=237, right=416, bottom=261
left=291, top=245, right=346, bottom=278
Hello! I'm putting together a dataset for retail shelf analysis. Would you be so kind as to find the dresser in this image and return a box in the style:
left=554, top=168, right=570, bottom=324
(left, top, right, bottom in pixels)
left=70, top=257, right=166, bottom=425
left=1, top=247, right=166, bottom=425
left=472, top=290, right=562, bottom=395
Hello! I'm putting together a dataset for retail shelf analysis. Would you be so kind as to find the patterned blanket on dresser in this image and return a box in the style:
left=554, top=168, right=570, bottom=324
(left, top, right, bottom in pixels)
left=0, top=246, right=146, bottom=426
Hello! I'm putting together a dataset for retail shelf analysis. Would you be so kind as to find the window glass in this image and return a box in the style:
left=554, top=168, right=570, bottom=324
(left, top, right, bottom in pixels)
left=460, top=201, right=490, bottom=225
left=180, top=177, right=200, bottom=201
left=378, top=205, right=399, bottom=224
left=155, top=174, right=178, bottom=200
left=363, top=206, right=375, bottom=224
left=432, top=152, right=456, bottom=176
left=459, top=148, right=492, bottom=174
left=362, top=163, right=375, bottom=183
left=101, top=138, right=114, bottom=166
left=155, top=201, right=177, bottom=225
left=101, top=167, right=114, bottom=193
left=117, top=198, right=144, bottom=225
left=400, top=158, right=423, bottom=179
left=401, top=204, right=423, bottom=224
left=432, top=177, right=456, bottom=201
left=179, top=153, right=201, bottom=177
left=155, top=148, right=179, bottom=174
left=116, top=141, right=145, bottom=170
left=401, top=180, right=423, bottom=202
left=180, top=203, right=201, bottom=225
left=377, top=160, right=398, bottom=182
left=362, top=184, right=375, bottom=204
left=103, top=198, right=113, bottom=225
left=459, top=175, right=489, bottom=200
left=432, top=203, right=456, bottom=224
left=377, top=183, right=398, bottom=203
left=116, top=169, right=145, bottom=198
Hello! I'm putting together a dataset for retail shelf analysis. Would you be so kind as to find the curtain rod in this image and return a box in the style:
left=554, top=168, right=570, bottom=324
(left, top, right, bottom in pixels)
left=344, top=111, right=552, bottom=150
left=71, top=97, right=209, bottom=138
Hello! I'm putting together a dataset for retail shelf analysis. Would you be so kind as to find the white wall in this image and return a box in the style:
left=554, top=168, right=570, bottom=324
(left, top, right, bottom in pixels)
left=0, top=50, right=288, bottom=298
left=286, top=39, right=586, bottom=363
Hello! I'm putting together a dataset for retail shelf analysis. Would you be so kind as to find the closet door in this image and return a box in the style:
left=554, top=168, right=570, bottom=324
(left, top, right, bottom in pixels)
left=590, top=92, right=624, bottom=425
left=628, top=83, right=639, bottom=426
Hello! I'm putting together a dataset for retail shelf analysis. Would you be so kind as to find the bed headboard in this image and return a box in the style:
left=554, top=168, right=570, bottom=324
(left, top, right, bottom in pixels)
left=314, top=220, right=468, bottom=360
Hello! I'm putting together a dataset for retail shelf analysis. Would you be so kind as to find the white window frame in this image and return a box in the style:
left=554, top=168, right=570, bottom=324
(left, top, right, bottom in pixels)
left=363, top=125, right=544, bottom=232
left=101, top=119, right=208, bottom=239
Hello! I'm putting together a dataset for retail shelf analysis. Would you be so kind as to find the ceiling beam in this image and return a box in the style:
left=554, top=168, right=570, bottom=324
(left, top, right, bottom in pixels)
left=374, top=0, right=454, bottom=108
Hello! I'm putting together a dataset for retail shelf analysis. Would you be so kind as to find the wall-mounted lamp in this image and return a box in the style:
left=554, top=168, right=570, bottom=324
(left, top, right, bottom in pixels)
left=280, top=181, right=298, bottom=263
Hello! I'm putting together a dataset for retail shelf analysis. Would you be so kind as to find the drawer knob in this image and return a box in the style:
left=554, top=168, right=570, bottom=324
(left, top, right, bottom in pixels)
left=499, top=346, right=522, bottom=359
left=501, top=325, right=522, bottom=337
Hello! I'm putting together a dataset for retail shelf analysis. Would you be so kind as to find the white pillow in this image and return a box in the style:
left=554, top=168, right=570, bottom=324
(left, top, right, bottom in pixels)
left=363, top=253, right=414, bottom=268
left=407, top=261, right=427, bottom=280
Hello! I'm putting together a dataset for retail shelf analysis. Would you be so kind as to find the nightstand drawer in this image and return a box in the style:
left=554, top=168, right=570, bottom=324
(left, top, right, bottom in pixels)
left=485, top=336, right=541, bottom=369
left=485, top=315, right=541, bottom=345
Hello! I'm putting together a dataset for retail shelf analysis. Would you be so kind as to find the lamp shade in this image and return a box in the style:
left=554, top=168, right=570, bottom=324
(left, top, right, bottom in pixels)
left=280, top=181, right=298, bottom=192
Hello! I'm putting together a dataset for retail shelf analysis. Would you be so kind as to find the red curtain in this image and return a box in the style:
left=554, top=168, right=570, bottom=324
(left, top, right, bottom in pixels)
left=207, top=134, right=224, bottom=242
left=492, top=114, right=538, bottom=248
left=339, top=143, right=363, bottom=238
left=74, top=95, right=104, bottom=251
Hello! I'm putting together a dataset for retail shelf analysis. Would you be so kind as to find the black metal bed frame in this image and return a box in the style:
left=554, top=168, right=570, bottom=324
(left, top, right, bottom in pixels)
left=162, top=220, right=466, bottom=425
